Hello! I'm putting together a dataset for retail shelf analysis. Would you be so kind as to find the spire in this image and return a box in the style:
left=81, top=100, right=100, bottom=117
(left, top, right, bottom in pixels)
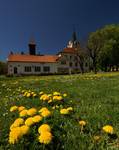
left=72, top=31, right=77, bottom=42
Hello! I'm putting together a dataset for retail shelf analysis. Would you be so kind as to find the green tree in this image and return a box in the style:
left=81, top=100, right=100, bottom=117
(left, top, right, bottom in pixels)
left=0, top=61, right=7, bottom=75
left=87, top=30, right=104, bottom=73
left=87, top=24, right=119, bottom=73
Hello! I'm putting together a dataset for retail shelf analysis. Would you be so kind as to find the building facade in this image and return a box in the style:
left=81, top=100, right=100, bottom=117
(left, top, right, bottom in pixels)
left=7, top=32, right=89, bottom=75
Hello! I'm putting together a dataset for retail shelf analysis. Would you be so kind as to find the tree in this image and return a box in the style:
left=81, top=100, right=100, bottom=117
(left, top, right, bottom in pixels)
left=87, top=24, right=119, bottom=73
left=0, top=61, right=7, bottom=75
left=87, top=30, right=104, bottom=73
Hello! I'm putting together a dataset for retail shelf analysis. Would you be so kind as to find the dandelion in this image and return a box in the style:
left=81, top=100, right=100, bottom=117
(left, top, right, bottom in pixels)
left=18, top=106, right=25, bottom=112
left=26, top=93, right=31, bottom=97
left=40, top=94, right=50, bottom=101
left=67, top=107, right=73, bottom=111
left=79, top=120, right=86, bottom=126
left=48, top=99, right=52, bottom=103
left=32, top=115, right=42, bottom=123
left=9, top=127, right=22, bottom=144
left=53, top=91, right=61, bottom=96
left=27, top=108, right=37, bottom=116
left=60, top=109, right=69, bottom=115
left=39, top=107, right=49, bottom=113
left=10, top=106, right=18, bottom=112
left=63, top=93, right=67, bottom=97
left=102, top=125, right=114, bottom=134
left=19, top=109, right=28, bottom=117
left=13, top=118, right=24, bottom=127
left=40, top=110, right=51, bottom=117
left=38, top=131, right=52, bottom=144
left=39, top=91, right=44, bottom=95
left=38, top=124, right=51, bottom=134
left=53, top=95, right=62, bottom=101
left=20, top=125, right=30, bottom=135
left=25, top=117, right=34, bottom=126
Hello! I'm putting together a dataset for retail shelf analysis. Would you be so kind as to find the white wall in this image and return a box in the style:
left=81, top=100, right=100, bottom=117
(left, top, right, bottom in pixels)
left=8, top=62, right=58, bottom=75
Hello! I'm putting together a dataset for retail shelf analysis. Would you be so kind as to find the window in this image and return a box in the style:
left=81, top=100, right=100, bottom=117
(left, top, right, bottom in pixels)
left=43, top=66, right=50, bottom=72
left=74, top=56, right=78, bottom=61
left=35, top=66, right=41, bottom=72
left=69, top=62, right=72, bottom=67
left=24, top=66, right=31, bottom=72
left=64, top=55, right=67, bottom=58
left=61, top=61, right=66, bottom=65
left=75, top=63, right=78, bottom=67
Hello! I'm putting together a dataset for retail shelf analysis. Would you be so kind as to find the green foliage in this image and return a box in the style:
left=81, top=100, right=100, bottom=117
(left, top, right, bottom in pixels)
left=87, top=24, right=119, bottom=73
left=0, top=61, right=7, bottom=75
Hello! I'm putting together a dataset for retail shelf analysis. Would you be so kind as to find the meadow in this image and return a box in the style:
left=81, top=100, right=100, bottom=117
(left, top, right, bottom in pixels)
left=0, top=72, right=119, bottom=150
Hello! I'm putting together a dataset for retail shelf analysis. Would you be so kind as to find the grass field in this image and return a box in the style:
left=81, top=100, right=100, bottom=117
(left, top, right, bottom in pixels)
left=0, top=72, right=119, bottom=150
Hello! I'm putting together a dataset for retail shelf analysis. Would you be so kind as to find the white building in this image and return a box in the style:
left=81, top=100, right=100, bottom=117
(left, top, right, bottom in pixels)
left=7, top=32, right=89, bottom=75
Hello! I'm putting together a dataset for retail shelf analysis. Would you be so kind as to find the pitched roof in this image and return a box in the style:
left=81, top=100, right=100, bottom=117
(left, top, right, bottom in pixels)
left=8, top=54, right=59, bottom=63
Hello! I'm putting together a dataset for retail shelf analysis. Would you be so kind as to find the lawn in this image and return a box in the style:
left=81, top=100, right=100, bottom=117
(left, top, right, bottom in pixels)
left=0, top=72, right=119, bottom=150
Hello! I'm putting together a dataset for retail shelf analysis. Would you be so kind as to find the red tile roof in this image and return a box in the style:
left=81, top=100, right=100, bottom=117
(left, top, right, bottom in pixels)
left=8, top=54, right=59, bottom=63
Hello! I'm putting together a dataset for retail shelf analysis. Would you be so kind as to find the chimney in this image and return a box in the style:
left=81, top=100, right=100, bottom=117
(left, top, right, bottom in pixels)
left=28, top=39, right=36, bottom=55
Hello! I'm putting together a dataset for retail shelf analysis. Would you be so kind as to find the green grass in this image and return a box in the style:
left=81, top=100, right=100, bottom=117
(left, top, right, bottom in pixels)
left=0, top=72, right=119, bottom=150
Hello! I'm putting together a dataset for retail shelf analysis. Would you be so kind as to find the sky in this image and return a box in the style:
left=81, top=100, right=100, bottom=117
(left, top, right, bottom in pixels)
left=0, top=0, right=119, bottom=61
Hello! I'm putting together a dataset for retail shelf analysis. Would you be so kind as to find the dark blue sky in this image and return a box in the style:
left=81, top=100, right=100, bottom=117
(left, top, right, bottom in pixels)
left=0, top=0, right=119, bottom=61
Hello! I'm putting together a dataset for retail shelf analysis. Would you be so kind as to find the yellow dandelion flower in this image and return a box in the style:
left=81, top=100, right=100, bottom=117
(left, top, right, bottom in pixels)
left=32, top=115, right=42, bottom=123
left=9, top=127, right=22, bottom=144
left=63, top=93, right=67, bottom=97
left=102, top=125, right=113, bottom=134
left=27, top=108, right=37, bottom=116
left=53, top=92, right=61, bottom=96
left=10, top=124, right=16, bottom=130
left=19, top=109, right=28, bottom=117
left=14, top=118, right=24, bottom=127
left=48, top=94, right=52, bottom=97
left=33, top=93, right=37, bottom=97
left=39, top=107, right=49, bottom=113
left=79, top=120, right=86, bottom=126
left=41, top=110, right=51, bottom=117
left=18, top=106, right=25, bottom=112
left=26, top=93, right=31, bottom=97
left=10, top=106, right=18, bottom=112
left=40, top=94, right=50, bottom=101
left=38, top=124, right=51, bottom=134
left=60, top=109, right=69, bottom=115
left=25, top=117, right=34, bottom=126
left=20, top=125, right=30, bottom=135
left=48, top=99, right=52, bottom=103
left=39, top=91, right=44, bottom=95
left=67, top=107, right=73, bottom=111
left=52, top=106, right=56, bottom=110
left=53, top=95, right=63, bottom=101
left=38, top=131, right=52, bottom=144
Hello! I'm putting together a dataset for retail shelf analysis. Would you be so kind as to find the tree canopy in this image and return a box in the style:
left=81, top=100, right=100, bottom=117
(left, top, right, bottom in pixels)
left=87, top=24, right=119, bottom=73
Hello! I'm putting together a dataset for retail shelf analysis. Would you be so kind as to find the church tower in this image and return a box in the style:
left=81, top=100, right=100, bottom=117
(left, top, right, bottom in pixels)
left=28, top=39, right=36, bottom=55
left=67, top=31, right=80, bottom=49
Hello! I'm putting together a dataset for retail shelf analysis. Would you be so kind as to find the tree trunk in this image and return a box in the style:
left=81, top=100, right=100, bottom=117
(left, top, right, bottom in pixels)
left=93, top=58, right=97, bottom=74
